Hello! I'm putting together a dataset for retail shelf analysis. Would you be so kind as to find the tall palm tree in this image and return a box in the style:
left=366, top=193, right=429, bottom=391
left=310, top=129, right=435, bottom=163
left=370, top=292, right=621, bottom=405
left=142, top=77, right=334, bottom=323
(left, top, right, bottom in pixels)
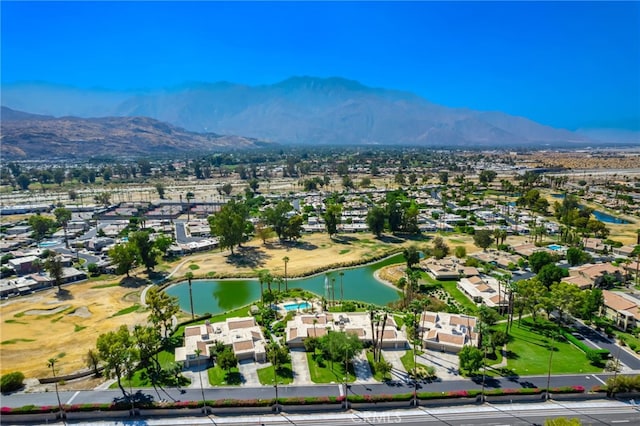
left=282, top=256, right=289, bottom=292
left=186, top=272, right=195, bottom=320
left=375, top=310, right=389, bottom=363
left=48, top=357, right=64, bottom=417
left=339, top=271, right=345, bottom=306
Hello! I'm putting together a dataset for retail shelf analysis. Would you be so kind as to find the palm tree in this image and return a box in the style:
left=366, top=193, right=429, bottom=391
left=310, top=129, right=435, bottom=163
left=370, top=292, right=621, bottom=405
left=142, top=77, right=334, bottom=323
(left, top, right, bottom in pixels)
left=48, top=357, right=64, bottom=417
left=282, top=256, right=289, bottom=292
left=186, top=272, right=195, bottom=320
left=331, top=277, right=336, bottom=307
left=339, top=271, right=345, bottom=306
left=375, top=310, right=389, bottom=363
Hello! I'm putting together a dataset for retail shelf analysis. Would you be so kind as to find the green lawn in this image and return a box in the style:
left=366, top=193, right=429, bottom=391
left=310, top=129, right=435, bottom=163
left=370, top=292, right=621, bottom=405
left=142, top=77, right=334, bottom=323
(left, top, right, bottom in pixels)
left=497, top=322, right=602, bottom=376
left=613, top=330, right=640, bottom=353
left=256, top=362, right=294, bottom=385
left=208, top=365, right=242, bottom=386
left=110, top=366, right=190, bottom=389
left=306, top=352, right=356, bottom=383
left=112, top=304, right=141, bottom=317
left=400, top=349, right=429, bottom=374
left=420, top=273, right=477, bottom=314
left=365, top=350, right=389, bottom=382
left=393, top=315, right=405, bottom=329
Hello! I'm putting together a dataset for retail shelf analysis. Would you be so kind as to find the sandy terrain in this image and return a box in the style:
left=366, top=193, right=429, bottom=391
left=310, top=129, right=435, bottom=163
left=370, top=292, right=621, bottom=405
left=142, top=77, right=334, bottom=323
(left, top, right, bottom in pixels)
left=0, top=277, right=149, bottom=379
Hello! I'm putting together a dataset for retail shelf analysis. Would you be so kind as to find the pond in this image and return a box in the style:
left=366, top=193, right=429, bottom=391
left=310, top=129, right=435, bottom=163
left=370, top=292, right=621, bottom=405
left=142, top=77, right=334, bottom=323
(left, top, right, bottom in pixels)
left=592, top=210, right=631, bottom=224
left=165, top=254, right=405, bottom=316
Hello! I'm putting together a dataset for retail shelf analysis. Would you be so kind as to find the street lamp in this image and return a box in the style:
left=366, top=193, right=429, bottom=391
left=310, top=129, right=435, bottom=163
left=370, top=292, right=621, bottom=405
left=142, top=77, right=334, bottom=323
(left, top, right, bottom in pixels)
left=194, top=349, right=207, bottom=414
left=272, top=351, right=280, bottom=413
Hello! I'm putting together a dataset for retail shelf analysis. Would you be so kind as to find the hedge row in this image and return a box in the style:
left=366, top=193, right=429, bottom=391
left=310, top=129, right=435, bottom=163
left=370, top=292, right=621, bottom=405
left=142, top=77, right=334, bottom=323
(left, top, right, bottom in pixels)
left=0, top=386, right=588, bottom=414
left=562, top=330, right=610, bottom=361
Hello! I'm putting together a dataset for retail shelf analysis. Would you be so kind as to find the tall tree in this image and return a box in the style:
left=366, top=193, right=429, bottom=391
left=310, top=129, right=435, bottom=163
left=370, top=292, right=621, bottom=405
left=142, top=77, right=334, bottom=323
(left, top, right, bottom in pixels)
left=28, top=214, right=56, bottom=241
left=130, top=230, right=159, bottom=272
left=44, top=256, right=64, bottom=292
left=96, top=325, right=140, bottom=398
left=208, top=199, right=249, bottom=255
left=53, top=207, right=72, bottom=248
left=282, top=256, right=290, bottom=292
left=473, top=230, right=493, bottom=251
left=403, top=245, right=420, bottom=269
left=323, top=203, right=342, bottom=238
left=458, top=345, right=483, bottom=375
left=366, top=206, right=386, bottom=237
left=263, top=200, right=293, bottom=241
left=108, top=243, right=137, bottom=277
left=146, top=286, right=180, bottom=339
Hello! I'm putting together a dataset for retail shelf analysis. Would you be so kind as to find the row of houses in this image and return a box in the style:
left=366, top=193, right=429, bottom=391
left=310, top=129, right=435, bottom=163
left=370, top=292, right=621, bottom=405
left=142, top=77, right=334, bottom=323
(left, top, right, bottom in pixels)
left=174, top=310, right=482, bottom=368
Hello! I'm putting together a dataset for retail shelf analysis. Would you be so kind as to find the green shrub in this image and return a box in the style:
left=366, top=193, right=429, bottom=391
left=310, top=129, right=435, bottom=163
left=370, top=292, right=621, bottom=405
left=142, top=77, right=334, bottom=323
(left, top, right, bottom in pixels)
left=0, top=371, right=24, bottom=393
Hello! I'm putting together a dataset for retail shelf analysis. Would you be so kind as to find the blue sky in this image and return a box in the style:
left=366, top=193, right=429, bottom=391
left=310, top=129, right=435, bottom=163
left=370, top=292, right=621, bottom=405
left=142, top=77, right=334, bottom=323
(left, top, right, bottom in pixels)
left=2, top=1, right=639, bottom=130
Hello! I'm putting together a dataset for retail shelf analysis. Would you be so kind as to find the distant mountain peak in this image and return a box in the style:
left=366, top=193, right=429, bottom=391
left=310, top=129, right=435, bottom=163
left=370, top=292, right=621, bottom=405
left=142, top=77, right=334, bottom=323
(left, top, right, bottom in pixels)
left=1, top=76, right=595, bottom=148
left=274, top=75, right=372, bottom=92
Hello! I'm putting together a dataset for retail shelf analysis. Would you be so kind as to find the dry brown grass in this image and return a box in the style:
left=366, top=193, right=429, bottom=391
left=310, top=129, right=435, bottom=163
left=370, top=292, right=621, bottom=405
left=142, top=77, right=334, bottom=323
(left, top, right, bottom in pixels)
left=0, top=278, right=148, bottom=378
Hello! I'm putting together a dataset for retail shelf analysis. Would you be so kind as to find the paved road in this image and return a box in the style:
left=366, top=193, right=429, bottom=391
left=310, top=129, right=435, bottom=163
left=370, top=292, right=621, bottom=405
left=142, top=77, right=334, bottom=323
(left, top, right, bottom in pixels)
left=14, top=400, right=640, bottom=425
left=1, top=373, right=635, bottom=409
left=174, top=220, right=205, bottom=244
left=573, top=321, right=640, bottom=371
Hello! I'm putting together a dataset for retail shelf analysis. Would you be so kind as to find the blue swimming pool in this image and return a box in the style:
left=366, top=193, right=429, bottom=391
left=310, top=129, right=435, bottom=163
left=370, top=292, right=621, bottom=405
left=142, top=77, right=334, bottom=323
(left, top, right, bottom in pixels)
left=38, top=240, right=61, bottom=248
left=284, top=302, right=311, bottom=311
left=547, top=244, right=564, bottom=251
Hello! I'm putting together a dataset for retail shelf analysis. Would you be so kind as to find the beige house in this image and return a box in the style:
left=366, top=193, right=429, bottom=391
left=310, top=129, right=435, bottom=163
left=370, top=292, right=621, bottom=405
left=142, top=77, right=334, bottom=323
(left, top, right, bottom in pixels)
left=175, top=317, right=267, bottom=367
left=457, top=275, right=508, bottom=308
left=285, top=312, right=407, bottom=349
left=601, top=290, right=640, bottom=331
left=564, top=263, right=626, bottom=289
left=418, top=311, right=478, bottom=353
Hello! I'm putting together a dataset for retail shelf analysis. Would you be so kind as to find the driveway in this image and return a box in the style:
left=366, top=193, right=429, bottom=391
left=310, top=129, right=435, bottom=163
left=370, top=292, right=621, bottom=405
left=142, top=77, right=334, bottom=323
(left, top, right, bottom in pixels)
left=381, top=349, right=409, bottom=383
left=237, top=359, right=261, bottom=386
left=183, top=364, right=212, bottom=389
left=290, top=348, right=312, bottom=385
left=418, top=349, right=461, bottom=379
left=353, top=350, right=374, bottom=383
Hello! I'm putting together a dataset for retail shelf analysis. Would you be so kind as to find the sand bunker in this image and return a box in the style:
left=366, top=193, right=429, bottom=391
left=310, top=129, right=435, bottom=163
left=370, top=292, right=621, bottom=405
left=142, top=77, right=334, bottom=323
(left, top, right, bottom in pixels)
left=23, top=304, right=71, bottom=316
left=67, top=306, right=92, bottom=318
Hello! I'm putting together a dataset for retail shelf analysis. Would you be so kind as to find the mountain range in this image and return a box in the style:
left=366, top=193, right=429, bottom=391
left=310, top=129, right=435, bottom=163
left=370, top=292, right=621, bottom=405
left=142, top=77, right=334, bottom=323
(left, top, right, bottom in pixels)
left=0, top=107, right=267, bottom=159
left=0, top=76, right=605, bottom=156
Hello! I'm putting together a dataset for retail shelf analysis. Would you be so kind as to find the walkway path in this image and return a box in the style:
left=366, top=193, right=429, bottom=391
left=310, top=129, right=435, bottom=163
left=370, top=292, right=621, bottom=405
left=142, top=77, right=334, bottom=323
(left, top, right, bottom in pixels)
left=290, top=349, right=312, bottom=385
left=140, top=258, right=191, bottom=307
left=352, top=351, right=374, bottom=383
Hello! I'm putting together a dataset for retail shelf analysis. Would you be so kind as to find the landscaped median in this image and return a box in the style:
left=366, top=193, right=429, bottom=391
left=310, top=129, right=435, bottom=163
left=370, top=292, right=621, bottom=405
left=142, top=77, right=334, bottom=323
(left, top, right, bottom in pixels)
left=0, top=385, right=602, bottom=421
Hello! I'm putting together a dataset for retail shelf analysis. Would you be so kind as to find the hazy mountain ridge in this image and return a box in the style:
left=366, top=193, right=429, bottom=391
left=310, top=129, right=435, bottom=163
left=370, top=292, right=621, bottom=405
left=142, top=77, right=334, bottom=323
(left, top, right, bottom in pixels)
left=0, top=107, right=269, bottom=159
left=2, top=76, right=595, bottom=147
